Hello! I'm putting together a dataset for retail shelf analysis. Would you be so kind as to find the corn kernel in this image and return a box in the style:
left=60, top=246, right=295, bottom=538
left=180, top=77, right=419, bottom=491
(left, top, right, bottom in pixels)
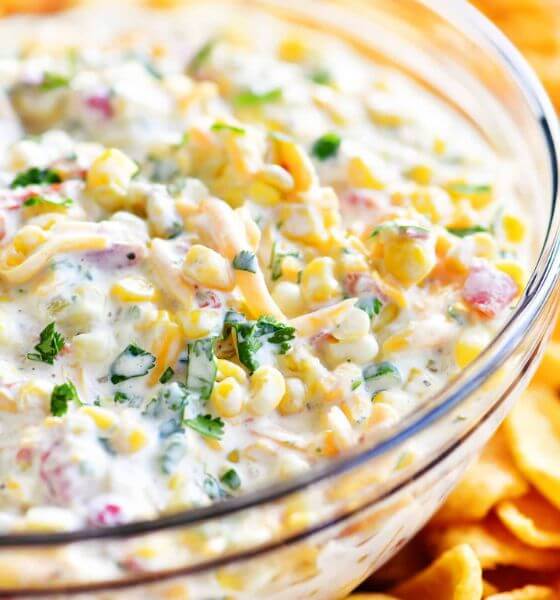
left=216, top=568, right=245, bottom=592
left=248, top=365, right=285, bottom=415
left=86, top=148, right=138, bottom=211
left=182, top=244, right=233, bottom=291
left=211, top=377, right=244, bottom=418
left=495, top=260, right=525, bottom=291
left=332, top=307, right=370, bottom=341
left=502, top=213, right=526, bottom=244
left=406, top=164, right=432, bottom=185
left=382, top=330, right=410, bottom=355
left=383, top=239, right=436, bottom=286
left=300, top=257, right=342, bottom=307
left=278, top=35, right=308, bottom=62
left=347, top=155, right=385, bottom=190
left=272, top=281, right=305, bottom=318
left=80, top=406, right=116, bottom=430
left=127, top=428, right=149, bottom=453
left=178, top=308, right=222, bottom=340
left=247, top=180, right=282, bottom=206
left=323, top=334, right=379, bottom=367
left=216, top=359, right=248, bottom=385
left=325, top=406, right=355, bottom=450
left=257, top=164, right=294, bottom=192
left=278, top=377, right=306, bottom=415
left=279, top=204, right=328, bottom=246
left=111, top=276, right=156, bottom=302
left=454, top=327, right=491, bottom=368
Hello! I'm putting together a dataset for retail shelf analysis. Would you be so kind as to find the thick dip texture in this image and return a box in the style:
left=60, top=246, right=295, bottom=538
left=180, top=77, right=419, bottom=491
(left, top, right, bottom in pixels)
left=0, top=1, right=530, bottom=534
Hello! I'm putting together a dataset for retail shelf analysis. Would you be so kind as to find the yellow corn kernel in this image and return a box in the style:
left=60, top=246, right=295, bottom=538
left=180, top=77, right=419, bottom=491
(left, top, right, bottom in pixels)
left=300, top=257, right=342, bottom=307
left=227, top=449, right=240, bottom=463
left=368, top=401, right=399, bottom=427
left=280, top=255, right=305, bottom=283
left=272, top=281, right=305, bottom=318
left=256, top=164, right=294, bottom=192
left=12, top=226, right=48, bottom=255
left=454, top=327, right=491, bottom=368
left=445, top=180, right=493, bottom=209
left=127, top=428, right=149, bottom=453
left=382, top=330, right=410, bottom=355
left=336, top=249, right=369, bottom=277
left=406, top=164, right=432, bottom=185
left=248, top=365, right=285, bottom=415
left=211, top=377, right=244, bottom=418
left=372, top=303, right=399, bottom=332
left=409, top=188, right=451, bottom=223
left=279, top=203, right=328, bottom=247
left=134, top=544, right=158, bottom=560
left=148, top=311, right=183, bottom=385
left=278, top=35, right=308, bottom=62
left=17, top=381, right=51, bottom=413
left=216, top=568, right=245, bottom=592
left=86, top=148, right=138, bottom=211
left=216, top=359, right=247, bottom=384
left=283, top=495, right=315, bottom=530
left=274, top=137, right=317, bottom=192
left=495, top=260, right=525, bottom=291
left=182, top=244, right=233, bottom=291
left=323, top=335, right=379, bottom=367
left=325, top=405, right=355, bottom=450
left=162, top=583, right=190, bottom=600
left=178, top=308, right=221, bottom=340
left=80, top=406, right=116, bottom=430
left=278, top=377, right=306, bottom=415
left=247, top=180, right=282, bottom=206
left=111, top=276, right=156, bottom=302
left=502, top=213, right=526, bottom=244
left=332, top=307, right=370, bottom=341
left=435, top=231, right=455, bottom=258
left=433, top=137, right=446, bottom=155
left=347, top=156, right=385, bottom=190
left=384, top=239, right=436, bottom=286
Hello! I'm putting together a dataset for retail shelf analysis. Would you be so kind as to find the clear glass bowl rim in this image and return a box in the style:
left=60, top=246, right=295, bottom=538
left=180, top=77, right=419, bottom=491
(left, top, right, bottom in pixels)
left=1, top=0, right=559, bottom=549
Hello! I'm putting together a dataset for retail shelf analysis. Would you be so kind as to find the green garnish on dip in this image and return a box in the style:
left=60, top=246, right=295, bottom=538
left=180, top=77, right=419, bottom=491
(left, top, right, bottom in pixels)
left=311, top=132, right=341, bottom=161
left=184, top=414, right=225, bottom=440
left=233, top=250, right=258, bottom=273
left=27, top=322, right=65, bottom=365
left=50, top=381, right=80, bottom=417
left=110, top=344, right=156, bottom=384
left=11, top=167, right=61, bottom=188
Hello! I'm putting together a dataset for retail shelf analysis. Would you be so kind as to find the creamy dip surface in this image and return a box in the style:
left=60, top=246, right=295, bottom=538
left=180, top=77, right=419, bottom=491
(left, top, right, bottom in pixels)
left=0, top=0, right=530, bottom=534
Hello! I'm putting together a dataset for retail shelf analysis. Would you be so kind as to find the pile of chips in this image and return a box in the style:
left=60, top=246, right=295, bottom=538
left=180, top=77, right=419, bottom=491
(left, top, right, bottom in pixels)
left=346, top=317, right=560, bottom=599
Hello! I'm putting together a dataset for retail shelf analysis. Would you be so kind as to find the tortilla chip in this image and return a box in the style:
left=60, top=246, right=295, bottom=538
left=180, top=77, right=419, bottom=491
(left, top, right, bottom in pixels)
left=504, top=386, right=560, bottom=510
left=496, top=489, right=560, bottom=548
left=424, top=516, right=560, bottom=571
left=432, top=429, right=528, bottom=525
left=389, top=544, right=483, bottom=600
left=486, top=586, right=556, bottom=600
left=531, top=342, right=560, bottom=390
left=369, top=538, right=429, bottom=585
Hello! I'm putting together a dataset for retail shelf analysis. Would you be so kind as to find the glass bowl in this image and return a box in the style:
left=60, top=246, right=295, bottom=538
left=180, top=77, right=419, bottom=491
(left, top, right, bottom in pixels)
left=1, top=0, right=559, bottom=598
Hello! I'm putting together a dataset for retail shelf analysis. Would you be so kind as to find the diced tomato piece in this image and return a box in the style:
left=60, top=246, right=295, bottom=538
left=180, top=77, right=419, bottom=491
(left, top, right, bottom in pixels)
left=462, top=264, right=518, bottom=318
left=85, top=93, right=114, bottom=119
left=195, top=288, right=222, bottom=308
left=88, top=502, right=124, bottom=528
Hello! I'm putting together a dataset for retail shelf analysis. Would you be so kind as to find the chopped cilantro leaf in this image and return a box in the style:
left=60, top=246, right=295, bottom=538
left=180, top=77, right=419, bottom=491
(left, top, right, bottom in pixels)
left=50, top=381, right=80, bottom=417
left=220, top=468, right=241, bottom=490
left=309, top=69, right=332, bottom=85
left=189, top=39, right=216, bottom=72
left=311, top=132, right=341, bottom=161
left=159, top=366, right=175, bottom=384
left=186, top=338, right=217, bottom=401
left=446, top=225, right=489, bottom=238
left=211, top=122, right=245, bottom=135
left=113, top=391, right=129, bottom=404
left=11, top=167, right=61, bottom=189
left=233, top=250, right=258, bottom=273
left=184, top=414, right=225, bottom=440
left=110, top=344, right=156, bottom=384
left=40, top=72, right=70, bottom=91
left=356, top=296, right=383, bottom=319
left=234, top=88, right=282, bottom=107
left=27, top=322, right=65, bottom=365
left=23, top=195, right=73, bottom=208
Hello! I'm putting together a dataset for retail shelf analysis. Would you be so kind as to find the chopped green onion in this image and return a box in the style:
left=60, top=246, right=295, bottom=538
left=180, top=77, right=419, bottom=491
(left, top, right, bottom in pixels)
left=356, top=296, right=383, bottom=319
left=311, top=132, right=341, bottom=161
left=220, top=468, right=241, bottom=490
left=159, top=366, right=175, bottom=384
left=446, top=225, right=489, bottom=238
left=11, top=167, right=61, bottom=189
left=211, top=122, right=245, bottom=135
left=233, top=250, right=258, bottom=273
left=50, top=381, right=80, bottom=417
left=23, top=195, right=73, bottom=208
left=363, top=361, right=402, bottom=396
left=40, top=72, right=70, bottom=91
left=184, top=414, right=224, bottom=440
left=234, top=88, right=282, bottom=107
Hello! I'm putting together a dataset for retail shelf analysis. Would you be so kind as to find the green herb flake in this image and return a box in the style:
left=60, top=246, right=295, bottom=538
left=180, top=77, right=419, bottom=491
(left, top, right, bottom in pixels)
left=11, top=167, right=61, bottom=189
left=50, top=380, right=80, bottom=417
left=447, top=182, right=492, bottom=196
left=189, top=39, right=216, bottom=73
left=186, top=338, right=217, bottom=401
left=27, top=322, right=65, bottom=365
left=269, top=242, right=300, bottom=281
left=110, top=344, right=156, bottom=384
left=446, top=225, right=489, bottom=238
left=351, top=379, right=362, bottom=391
left=233, top=250, right=258, bottom=273
left=220, top=468, right=241, bottom=490
left=234, top=88, right=283, bottom=108
left=309, top=69, right=332, bottom=85
left=40, top=72, right=70, bottom=91
left=311, top=132, right=341, bottom=161
left=159, top=366, right=175, bottom=384
left=113, top=391, right=129, bottom=404
left=23, top=195, right=73, bottom=208
left=356, top=296, right=383, bottom=319
left=211, top=122, right=245, bottom=135
left=184, top=414, right=225, bottom=440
